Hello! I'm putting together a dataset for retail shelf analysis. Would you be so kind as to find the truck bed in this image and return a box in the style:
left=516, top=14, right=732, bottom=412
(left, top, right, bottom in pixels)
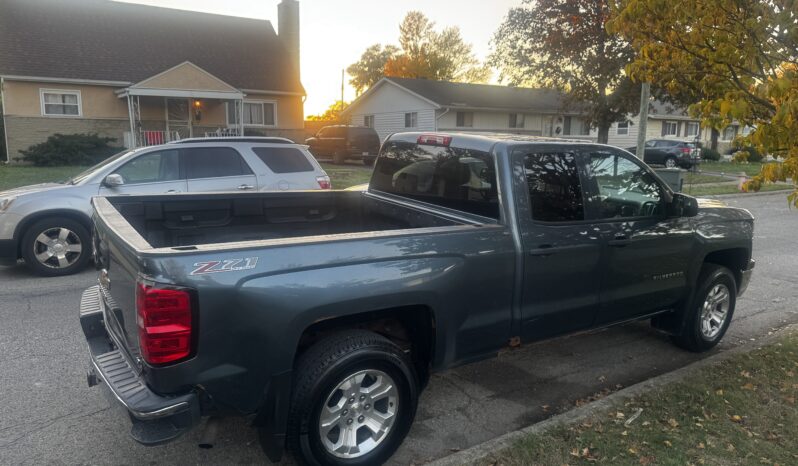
left=99, top=191, right=469, bottom=250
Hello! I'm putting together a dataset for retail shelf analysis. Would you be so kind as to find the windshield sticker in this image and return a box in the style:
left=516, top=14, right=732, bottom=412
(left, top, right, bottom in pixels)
left=191, top=257, right=259, bottom=275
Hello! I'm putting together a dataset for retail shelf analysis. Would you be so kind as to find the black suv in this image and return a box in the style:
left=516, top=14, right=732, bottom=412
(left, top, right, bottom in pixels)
left=627, top=139, right=701, bottom=169
left=306, top=125, right=381, bottom=165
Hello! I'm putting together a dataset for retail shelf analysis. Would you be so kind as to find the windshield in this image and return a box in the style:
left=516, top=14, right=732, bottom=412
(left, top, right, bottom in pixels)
left=68, top=150, right=136, bottom=185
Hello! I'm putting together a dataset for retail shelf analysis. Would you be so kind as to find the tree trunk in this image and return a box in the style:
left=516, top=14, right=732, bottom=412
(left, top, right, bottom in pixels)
left=597, top=123, right=610, bottom=144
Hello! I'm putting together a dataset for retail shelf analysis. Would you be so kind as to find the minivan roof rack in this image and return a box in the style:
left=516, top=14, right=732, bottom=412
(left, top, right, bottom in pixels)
left=169, top=137, right=296, bottom=145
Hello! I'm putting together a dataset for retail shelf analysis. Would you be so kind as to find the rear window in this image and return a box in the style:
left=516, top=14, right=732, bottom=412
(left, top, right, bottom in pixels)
left=371, top=141, right=499, bottom=219
left=348, top=127, right=377, bottom=137
left=253, top=147, right=314, bottom=173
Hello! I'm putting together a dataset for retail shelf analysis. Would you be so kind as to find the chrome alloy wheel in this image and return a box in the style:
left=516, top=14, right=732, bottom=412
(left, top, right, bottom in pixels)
left=665, top=158, right=678, bottom=168
left=33, top=227, right=83, bottom=269
left=700, top=283, right=731, bottom=339
left=318, top=369, right=399, bottom=459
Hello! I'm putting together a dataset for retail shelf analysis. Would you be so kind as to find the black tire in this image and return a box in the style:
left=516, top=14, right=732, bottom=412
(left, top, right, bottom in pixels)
left=285, top=330, right=419, bottom=466
left=671, top=264, right=737, bottom=352
left=362, top=157, right=376, bottom=167
left=664, top=156, right=678, bottom=169
left=332, top=151, right=348, bottom=165
left=21, top=217, right=91, bottom=277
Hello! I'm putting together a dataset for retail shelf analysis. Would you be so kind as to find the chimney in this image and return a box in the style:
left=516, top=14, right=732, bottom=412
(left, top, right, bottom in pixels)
left=278, top=0, right=300, bottom=79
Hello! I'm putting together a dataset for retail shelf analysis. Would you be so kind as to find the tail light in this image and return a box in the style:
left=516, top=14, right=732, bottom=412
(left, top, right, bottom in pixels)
left=418, top=134, right=452, bottom=146
left=681, top=147, right=691, bottom=154
left=316, top=175, right=332, bottom=190
left=136, top=282, right=194, bottom=365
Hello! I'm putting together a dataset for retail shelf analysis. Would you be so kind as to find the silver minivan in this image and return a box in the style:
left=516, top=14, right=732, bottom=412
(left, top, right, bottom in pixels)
left=0, top=137, right=331, bottom=276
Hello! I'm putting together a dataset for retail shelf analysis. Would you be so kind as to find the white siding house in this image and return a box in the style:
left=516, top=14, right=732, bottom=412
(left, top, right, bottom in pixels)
left=344, top=78, right=595, bottom=143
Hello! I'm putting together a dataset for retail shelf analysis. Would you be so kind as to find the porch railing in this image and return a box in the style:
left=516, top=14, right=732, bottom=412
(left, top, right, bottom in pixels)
left=204, top=128, right=241, bottom=138
left=124, top=130, right=181, bottom=148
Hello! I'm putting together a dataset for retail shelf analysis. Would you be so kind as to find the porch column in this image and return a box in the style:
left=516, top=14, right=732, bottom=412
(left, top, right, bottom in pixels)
left=126, top=95, right=136, bottom=148
left=239, top=99, right=245, bottom=136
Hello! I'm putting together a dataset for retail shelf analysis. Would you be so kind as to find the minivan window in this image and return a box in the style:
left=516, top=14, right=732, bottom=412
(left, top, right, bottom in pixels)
left=371, top=141, right=499, bottom=219
left=183, top=147, right=252, bottom=179
left=523, top=152, right=584, bottom=222
left=253, top=147, right=314, bottom=173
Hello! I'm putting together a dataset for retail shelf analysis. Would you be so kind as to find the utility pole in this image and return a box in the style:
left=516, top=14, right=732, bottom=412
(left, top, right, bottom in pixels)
left=636, top=82, right=650, bottom=160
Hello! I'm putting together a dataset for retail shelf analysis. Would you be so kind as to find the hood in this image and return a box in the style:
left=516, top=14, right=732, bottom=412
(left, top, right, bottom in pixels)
left=696, top=198, right=728, bottom=209
left=0, top=183, right=67, bottom=198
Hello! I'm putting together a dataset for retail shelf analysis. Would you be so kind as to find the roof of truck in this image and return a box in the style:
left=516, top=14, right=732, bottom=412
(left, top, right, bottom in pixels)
left=387, top=132, right=605, bottom=153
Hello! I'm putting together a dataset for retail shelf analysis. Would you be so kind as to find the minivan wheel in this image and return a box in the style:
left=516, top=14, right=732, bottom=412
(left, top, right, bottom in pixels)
left=285, top=330, right=418, bottom=465
left=21, top=217, right=91, bottom=277
left=664, top=157, right=678, bottom=168
left=671, top=264, right=737, bottom=352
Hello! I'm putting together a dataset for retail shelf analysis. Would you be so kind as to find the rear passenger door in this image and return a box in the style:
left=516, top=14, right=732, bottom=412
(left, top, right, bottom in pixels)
left=581, top=148, right=694, bottom=324
left=183, top=147, right=258, bottom=192
left=251, top=146, right=320, bottom=191
left=514, top=149, right=613, bottom=341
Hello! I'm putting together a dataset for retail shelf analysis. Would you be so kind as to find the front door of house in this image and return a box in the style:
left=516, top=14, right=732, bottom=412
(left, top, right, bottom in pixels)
left=166, top=98, right=191, bottom=141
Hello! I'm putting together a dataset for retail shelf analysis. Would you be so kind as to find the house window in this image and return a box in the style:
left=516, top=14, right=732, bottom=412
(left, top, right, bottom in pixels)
left=685, top=122, right=700, bottom=138
left=509, top=113, right=525, bottom=129
left=364, top=115, right=375, bottom=128
left=227, top=101, right=276, bottom=127
left=456, top=112, right=474, bottom=128
left=40, top=89, right=81, bottom=116
left=722, top=125, right=738, bottom=141
left=617, top=121, right=629, bottom=135
left=662, top=121, right=678, bottom=136
left=405, top=112, right=418, bottom=128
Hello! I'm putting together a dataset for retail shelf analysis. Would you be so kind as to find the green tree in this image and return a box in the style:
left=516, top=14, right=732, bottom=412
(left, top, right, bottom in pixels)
left=491, top=0, right=640, bottom=143
left=347, top=12, right=489, bottom=95
left=306, top=100, right=349, bottom=122
left=609, top=0, right=798, bottom=201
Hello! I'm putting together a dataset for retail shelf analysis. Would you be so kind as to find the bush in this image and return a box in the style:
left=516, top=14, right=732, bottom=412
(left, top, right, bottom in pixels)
left=700, top=147, right=721, bottom=161
left=19, top=133, right=122, bottom=166
left=731, top=146, right=764, bottom=163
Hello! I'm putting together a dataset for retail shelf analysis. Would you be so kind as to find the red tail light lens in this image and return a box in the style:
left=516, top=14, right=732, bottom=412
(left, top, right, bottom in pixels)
left=316, top=175, right=332, bottom=190
left=136, top=282, right=194, bottom=365
left=418, top=134, right=452, bottom=146
left=681, top=147, right=691, bottom=153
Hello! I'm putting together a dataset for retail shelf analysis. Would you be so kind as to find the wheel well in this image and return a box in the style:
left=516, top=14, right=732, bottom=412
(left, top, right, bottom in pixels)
left=704, top=248, right=750, bottom=288
left=295, top=306, right=436, bottom=386
left=14, top=210, right=92, bottom=256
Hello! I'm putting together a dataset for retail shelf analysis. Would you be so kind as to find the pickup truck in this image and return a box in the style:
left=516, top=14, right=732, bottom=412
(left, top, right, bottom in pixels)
left=81, top=132, right=755, bottom=465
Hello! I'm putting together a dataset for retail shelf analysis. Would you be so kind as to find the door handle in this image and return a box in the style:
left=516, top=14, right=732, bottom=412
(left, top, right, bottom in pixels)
left=237, top=184, right=255, bottom=191
left=529, top=244, right=555, bottom=257
left=609, top=234, right=632, bottom=247
left=166, top=190, right=181, bottom=193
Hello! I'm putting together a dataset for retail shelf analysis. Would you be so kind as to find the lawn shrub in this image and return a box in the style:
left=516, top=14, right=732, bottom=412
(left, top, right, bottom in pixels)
left=19, top=133, right=123, bottom=166
left=700, top=147, right=721, bottom=161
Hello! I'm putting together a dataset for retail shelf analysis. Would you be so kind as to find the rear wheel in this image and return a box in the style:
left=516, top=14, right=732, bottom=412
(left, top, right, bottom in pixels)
left=21, top=217, right=90, bottom=277
left=671, top=264, right=736, bottom=352
left=285, top=330, right=418, bottom=465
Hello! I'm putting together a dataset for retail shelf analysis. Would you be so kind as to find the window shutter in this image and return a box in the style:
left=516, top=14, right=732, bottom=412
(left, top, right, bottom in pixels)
left=661, top=122, right=666, bottom=136
left=563, top=117, right=572, bottom=135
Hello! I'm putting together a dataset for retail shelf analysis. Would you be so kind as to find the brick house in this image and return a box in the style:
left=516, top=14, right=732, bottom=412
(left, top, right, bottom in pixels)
left=0, top=0, right=305, bottom=163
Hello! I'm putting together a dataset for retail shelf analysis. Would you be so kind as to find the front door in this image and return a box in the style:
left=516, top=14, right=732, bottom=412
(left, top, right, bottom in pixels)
left=515, top=148, right=610, bottom=341
left=183, top=147, right=258, bottom=192
left=166, top=98, right=191, bottom=140
left=581, top=148, right=695, bottom=325
left=99, top=149, right=186, bottom=195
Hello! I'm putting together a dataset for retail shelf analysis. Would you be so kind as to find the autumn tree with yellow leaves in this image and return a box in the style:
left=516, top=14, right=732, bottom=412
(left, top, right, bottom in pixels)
left=609, top=0, right=798, bottom=202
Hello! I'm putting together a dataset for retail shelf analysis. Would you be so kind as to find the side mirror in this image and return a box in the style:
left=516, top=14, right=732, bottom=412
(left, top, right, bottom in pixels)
left=103, top=174, right=125, bottom=187
left=669, top=192, right=699, bottom=218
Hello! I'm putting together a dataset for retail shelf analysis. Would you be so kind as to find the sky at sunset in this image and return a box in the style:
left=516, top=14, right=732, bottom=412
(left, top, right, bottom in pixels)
left=118, top=0, right=523, bottom=116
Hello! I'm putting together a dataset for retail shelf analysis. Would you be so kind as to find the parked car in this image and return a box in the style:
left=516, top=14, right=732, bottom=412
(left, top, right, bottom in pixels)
left=306, top=125, right=381, bottom=165
left=83, top=133, right=754, bottom=465
left=0, top=137, right=330, bottom=277
left=627, top=139, right=701, bottom=168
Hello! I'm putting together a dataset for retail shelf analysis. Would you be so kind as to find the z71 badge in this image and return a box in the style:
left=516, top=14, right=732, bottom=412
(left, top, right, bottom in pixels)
left=191, top=257, right=259, bottom=275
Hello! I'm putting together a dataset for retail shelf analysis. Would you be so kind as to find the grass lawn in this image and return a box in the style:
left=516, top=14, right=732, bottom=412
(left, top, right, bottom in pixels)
left=684, top=182, right=794, bottom=197
left=0, top=163, right=373, bottom=192
left=319, top=163, right=373, bottom=189
left=699, top=161, right=768, bottom=177
left=683, top=171, right=730, bottom=184
left=0, top=165, right=89, bottom=191
left=484, top=330, right=798, bottom=466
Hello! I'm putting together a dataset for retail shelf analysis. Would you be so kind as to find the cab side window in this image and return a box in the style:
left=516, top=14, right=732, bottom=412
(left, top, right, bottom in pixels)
left=114, top=150, right=180, bottom=184
left=524, top=152, right=585, bottom=222
left=585, top=150, right=663, bottom=219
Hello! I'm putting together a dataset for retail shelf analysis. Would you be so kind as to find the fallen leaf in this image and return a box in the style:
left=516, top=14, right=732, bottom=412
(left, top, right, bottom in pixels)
left=742, top=383, right=756, bottom=390
left=622, top=430, right=628, bottom=436
left=668, top=418, right=679, bottom=428
left=698, top=442, right=705, bottom=449
left=642, top=421, right=651, bottom=426
left=664, top=440, right=673, bottom=447
left=731, top=415, right=743, bottom=423
left=616, top=412, right=626, bottom=419
left=628, top=447, right=637, bottom=454
left=741, top=370, right=752, bottom=378
left=715, top=389, right=724, bottom=396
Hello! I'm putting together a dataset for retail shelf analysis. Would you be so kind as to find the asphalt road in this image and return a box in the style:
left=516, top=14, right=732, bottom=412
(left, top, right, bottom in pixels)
left=1, top=192, right=796, bottom=465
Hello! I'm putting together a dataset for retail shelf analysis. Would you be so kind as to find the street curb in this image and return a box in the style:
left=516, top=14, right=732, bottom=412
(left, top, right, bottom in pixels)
left=426, top=324, right=798, bottom=466
left=703, top=189, right=794, bottom=200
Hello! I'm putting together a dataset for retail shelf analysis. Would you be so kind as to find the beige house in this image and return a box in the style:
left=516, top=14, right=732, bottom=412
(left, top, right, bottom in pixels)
left=0, top=0, right=305, bottom=163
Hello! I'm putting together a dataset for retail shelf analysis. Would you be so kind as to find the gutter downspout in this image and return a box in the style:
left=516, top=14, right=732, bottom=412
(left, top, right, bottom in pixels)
left=435, top=107, right=450, bottom=131
left=1, top=77, right=9, bottom=163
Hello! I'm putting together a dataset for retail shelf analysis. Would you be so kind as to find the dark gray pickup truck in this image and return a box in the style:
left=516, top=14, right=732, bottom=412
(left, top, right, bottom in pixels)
left=81, top=132, right=755, bottom=465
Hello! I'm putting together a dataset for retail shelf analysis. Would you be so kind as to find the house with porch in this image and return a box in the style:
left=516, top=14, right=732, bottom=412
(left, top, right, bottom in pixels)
left=0, top=0, right=305, bottom=163
left=342, top=77, right=594, bottom=143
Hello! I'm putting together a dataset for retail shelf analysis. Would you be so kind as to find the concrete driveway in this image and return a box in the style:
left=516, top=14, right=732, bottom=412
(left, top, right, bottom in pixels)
left=1, top=192, right=796, bottom=465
